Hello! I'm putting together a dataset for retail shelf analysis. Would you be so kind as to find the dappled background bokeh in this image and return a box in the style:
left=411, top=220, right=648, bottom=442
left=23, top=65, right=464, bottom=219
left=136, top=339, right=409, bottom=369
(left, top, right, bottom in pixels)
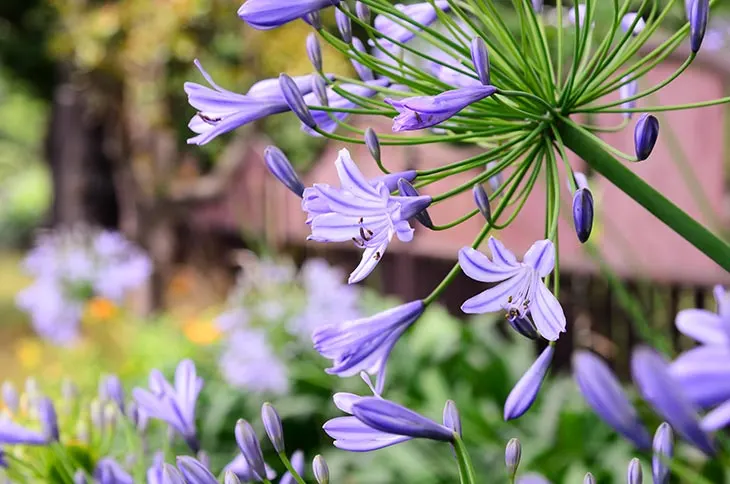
left=1, top=1, right=730, bottom=482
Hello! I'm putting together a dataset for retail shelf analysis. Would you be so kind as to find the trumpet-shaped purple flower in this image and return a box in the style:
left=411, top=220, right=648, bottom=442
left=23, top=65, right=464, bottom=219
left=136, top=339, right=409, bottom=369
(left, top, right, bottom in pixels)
left=185, top=60, right=316, bottom=145
left=302, top=80, right=389, bottom=137
left=352, top=397, right=454, bottom=442
left=0, top=418, right=47, bottom=445
left=133, top=359, right=203, bottom=452
left=238, top=0, right=341, bottom=30
left=313, top=300, right=424, bottom=393
left=305, top=149, right=430, bottom=283
left=459, top=238, right=567, bottom=341
left=385, top=85, right=497, bottom=132
left=373, top=2, right=450, bottom=46
left=631, top=346, right=715, bottom=455
left=573, top=350, right=652, bottom=449
left=504, top=345, right=554, bottom=420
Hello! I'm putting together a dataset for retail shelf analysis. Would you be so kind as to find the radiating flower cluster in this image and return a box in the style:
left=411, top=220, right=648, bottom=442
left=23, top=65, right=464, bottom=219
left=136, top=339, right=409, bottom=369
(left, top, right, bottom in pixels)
left=16, top=226, right=152, bottom=345
left=215, top=255, right=362, bottom=394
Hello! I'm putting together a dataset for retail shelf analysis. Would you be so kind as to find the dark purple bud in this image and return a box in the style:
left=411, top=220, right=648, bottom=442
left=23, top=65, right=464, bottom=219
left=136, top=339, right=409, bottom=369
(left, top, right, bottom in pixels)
left=573, top=350, right=652, bottom=450
left=470, top=37, right=490, bottom=85
left=472, top=184, right=491, bottom=222
left=442, top=400, right=461, bottom=437
left=572, top=187, right=594, bottom=243
left=356, top=2, right=371, bottom=23
left=335, top=5, right=352, bottom=43
left=398, top=178, right=433, bottom=229
left=306, top=33, right=322, bottom=72
left=279, top=74, right=317, bottom=129
left=264, top=145, right=305, bottom=197
left=261, top=403, right=285, bottom=453
left=504, top=346, right=554, bottom=420
left=631, top=346, right=715, bottom=455
left=505, top=438, right=521, bottom=478
left=652, top=423, right=673, bottom=484
left=312, top=75, right=329, bottom=106
left=583, top=473, right=596, bottom=484
left=304, top=11, right=322, bottom=30
left=235, top=419, right=268, bottom=480
left=507, top=314, right=539, bottom=340
left=238, top=0, right=341, bottom=30
left=689, top=0, right=709, bottom=53
left=351, top=38, right=374, bottom=81
left=38, top=397, right=59, bottom=442
left=365, top=128, right=381, bottom=162
left=634, top=114, right=659, bottom=161
left=352, top=397, right=455, bottom=442
left=313, top=455, right=329, bottom=484
left=627, top=458, right=642, bottom=484
left=177, top=456, right=218, bottom=484
left=532, top=0, right=543, bottom=12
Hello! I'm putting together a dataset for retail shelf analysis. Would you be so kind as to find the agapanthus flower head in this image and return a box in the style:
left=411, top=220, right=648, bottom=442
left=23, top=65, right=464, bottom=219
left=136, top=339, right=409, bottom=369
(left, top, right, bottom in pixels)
left=652, top=423, right=673, bottom=484
left=312, top=455, right=329, bottom=484
left=573, top=350, right=651, bottom=450
left=627, top=458, right=642, bottom=484
left=504, top=345, right=554, bottom=420
left=531, top=0, right=543, bottom=13
left=459, top=238, right=566, bottom=341
left=385, top=85, right=497, bottom=132
left=237, top=0, right=341, bottom=30
left=313, top=300, right=425, bottom=393
left=631, top=346, right=715, bottom=455
left=634, top=114, right=660, bottom=161
left=133, top=359, right=203, bottom=452
left=304, top=149, right=430, bottom=283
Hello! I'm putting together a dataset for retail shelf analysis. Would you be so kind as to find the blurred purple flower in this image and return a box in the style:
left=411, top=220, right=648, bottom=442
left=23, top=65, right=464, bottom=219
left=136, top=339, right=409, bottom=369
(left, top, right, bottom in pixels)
left=238, top=0, right=341, bottom=30
left=373, top=2, right=450, bottom=46
left=94, top=458, right=133, bottom=484
left=133, top=359, right=203, bottom=452
left=305, top=149, right=431, bottom=283
left=279, top=450, right=305, bottom=484
left=0, top=418, right=47, bottom=445
left=219, top=328, right=289, bottom=394
left=224, top=454, right=277, bottom=482
left=459, top=238, right=566, bottom=341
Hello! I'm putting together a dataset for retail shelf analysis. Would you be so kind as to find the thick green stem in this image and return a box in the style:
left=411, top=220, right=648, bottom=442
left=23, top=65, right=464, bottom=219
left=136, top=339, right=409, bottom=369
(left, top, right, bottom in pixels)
left=556, top=118, right=730, bottom=273
left=453, top=434, right=478, bottom=484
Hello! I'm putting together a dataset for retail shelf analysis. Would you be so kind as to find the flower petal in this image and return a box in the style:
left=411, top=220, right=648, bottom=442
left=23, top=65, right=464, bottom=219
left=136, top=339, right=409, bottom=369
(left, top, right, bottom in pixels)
left=522, top=240, right=555, bottom=277
left=675, top=309, right=728, bottom=345
left=669, top=346, right=730, bottom=408
left=335, top=149, right=382, bottom=200
left=701, top=399, right=730, bottom=431
left=531, top=282, right=566, bottom=341
left=349, top=242, right=389, bottom=284
left=461, top=271, right=529, bottom=314
left=458, top=247, right=522, bottom=283
left=488, top=237, right=518, bottom=267
left=323, top=416, right=411, bottom=452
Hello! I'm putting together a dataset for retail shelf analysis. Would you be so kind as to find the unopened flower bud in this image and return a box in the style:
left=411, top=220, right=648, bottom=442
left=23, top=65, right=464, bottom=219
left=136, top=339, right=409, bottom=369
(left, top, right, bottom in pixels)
left=532, top=0, right=543, bottom=13
left=37, top=397, right=59, bottom=442
left=356, top=2, right=370, bottom=23
left=264, top=145, right=305, bottom=197
left=507, top=314, right=540, bottom=340
left=99, top=375, right=124, bottom=411
left=163, top=463, right=186, bottom=484
left=177, top=456, right=217, bottom=484
left=634, top=114, right=659, bottom=161
left=312, top=75, right=329, bottom=106
left=619, top=77, right=638, bottom=119
left=572, top=187, right=594, bottom=244
left=442, top=400, right=461, bottom=437
left=235, top=419, right=267, bottom=480
left=2, top=382, right=18, bottom=413
left=336, top=5, right=352, bottom=43
left=306, top=33, right=323, bottom=72
left=504, top=346, right=554, bottom=420
left=652, top=423, right=673, bottom=484
left=583, top=472, right=596, bottom=484
left=76, top=421, right=90, bottom=444
left=621, top=13, right=646, bottom=36
left=505, top=438, right=522, bottom=478
left=262, top=402, right=285, bottom=454
left=224, top=471, right=241, bottom=484
left=351, top=38, right=374, bottom=81
left=279, top=74, right=316, bottom=129
left=103, top=403, right=117, bottom=430
left=472, top=184, right=491, bottom=222
left=486, top=161, right=504, bottom=193
left=304, top=12, right=322, bottom=30
left=627, top=458, right=643, bottom=484
left=313, top=455, right=329, bottom=484
left=470, top=37, right=490, bottom=85
left=689, top=0, right=709, bottom=53
left=398, top=178, right=433, bottom=229
left=365, top=128, right=381, bottom=162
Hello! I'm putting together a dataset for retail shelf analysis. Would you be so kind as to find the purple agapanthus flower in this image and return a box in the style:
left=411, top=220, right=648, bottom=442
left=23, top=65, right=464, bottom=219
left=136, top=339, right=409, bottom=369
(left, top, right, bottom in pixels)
left=218, top=328, right=289, bottom=395
left=373, top=2, right=450, bottom=46
left=459, top=238, right=567, bottom=341
left=238, top=0, right=341, bottom=30
left=313, top=300, right=425, bottom=393
left=185, top=60, right=317, bottom=145
left=632, top=346, right=715, bottom=455
left=385, top=85, right=497, bottom=132
left=352, top=397, right=454, bottom=442
left=133, top=359, right=203, bottom=452
left=0, top=418, right=47, bottom=445
left=304, top=149, right=431, bottom=283
left=302, top=79, right=389, bottom=136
